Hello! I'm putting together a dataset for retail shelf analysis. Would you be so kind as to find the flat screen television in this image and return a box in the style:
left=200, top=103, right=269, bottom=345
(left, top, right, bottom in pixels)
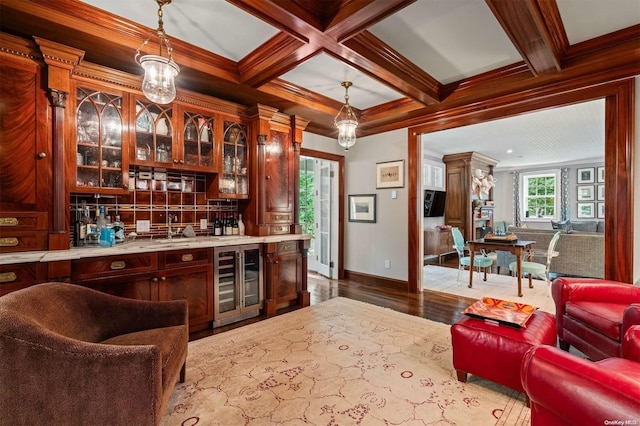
left=424, top=190, right=446, bottom=217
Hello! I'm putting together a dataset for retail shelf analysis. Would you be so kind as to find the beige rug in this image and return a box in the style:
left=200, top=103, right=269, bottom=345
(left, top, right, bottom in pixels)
left=424, top=265, right=556, bottom=313
left=162, top=297, right=529, bottom=425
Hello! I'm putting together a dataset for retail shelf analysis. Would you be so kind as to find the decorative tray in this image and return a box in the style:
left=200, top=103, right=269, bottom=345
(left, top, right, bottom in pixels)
left=462, top=297, right=538, bottom=328
left=483, top=232, right=517, bottom=243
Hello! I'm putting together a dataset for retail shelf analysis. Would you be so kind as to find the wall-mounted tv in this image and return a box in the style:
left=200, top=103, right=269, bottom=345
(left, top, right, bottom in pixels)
left=424, top=190, right=446, bottom=217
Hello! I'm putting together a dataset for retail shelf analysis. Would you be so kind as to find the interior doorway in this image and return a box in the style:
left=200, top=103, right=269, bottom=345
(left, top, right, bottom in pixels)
left=300, top=153, right=340, bottom=279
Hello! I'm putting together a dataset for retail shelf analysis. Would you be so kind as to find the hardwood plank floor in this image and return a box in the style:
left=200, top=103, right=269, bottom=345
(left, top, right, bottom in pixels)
left=191, top=261, right=476, bottom=341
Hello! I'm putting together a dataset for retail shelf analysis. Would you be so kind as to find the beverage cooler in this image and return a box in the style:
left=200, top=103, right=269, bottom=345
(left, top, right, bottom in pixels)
left=213, top=244, right=263, bottom=326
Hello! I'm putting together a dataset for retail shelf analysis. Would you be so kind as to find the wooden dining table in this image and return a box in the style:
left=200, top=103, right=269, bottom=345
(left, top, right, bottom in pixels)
left=467, top=238, right=536, bottom=297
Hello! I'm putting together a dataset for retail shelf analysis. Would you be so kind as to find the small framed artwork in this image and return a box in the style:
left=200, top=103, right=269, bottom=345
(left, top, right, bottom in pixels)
left=348, top=194, right=376, bottom=223
left=577, top=202, right=595, bottom=218
left=577, top=185, right=594, bottom=201
left=597, top=202, right=605, bottom=219
left=577, top=167, right=595, bottom=184
left=376, top=160, right=404, bottom=189
left=597, top=184, right=605, bottom=201
left=597, top=166, right=605, bottom=183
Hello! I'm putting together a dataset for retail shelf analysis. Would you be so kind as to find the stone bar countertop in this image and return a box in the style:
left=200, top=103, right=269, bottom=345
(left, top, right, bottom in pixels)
left=0, top=234, right=311, bottom=265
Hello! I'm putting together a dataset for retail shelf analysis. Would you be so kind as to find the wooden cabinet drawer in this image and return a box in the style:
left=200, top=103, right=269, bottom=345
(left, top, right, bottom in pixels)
left=266, top=212, right=292, bottom=223
left=0, top=262, right=47, bottom=296
left=0, top=231, right=47, bottom=253
left=159, top=248, right=212, bottom=269
left=277, top=241, right=298, bottom=253
left=0, top=212, right=47, bottom=231
left=71, top=252, right=158, bottom=281
left=269, top=224, right=290, bottom=235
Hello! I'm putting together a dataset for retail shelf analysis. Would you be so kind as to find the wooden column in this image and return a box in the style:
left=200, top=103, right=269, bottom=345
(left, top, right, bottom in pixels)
left=33, top=37, right=84, bottom=250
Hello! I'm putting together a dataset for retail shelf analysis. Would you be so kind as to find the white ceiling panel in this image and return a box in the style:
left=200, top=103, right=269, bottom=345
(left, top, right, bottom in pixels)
left=80, top=0, right=279, bottom=61
left=422, top=99, right=605, bottom=169
left=557, top=0, right=640, bottom=45
left=280, top=53, right=405, bottom=109
left=369, top=0, right=523, bottom=84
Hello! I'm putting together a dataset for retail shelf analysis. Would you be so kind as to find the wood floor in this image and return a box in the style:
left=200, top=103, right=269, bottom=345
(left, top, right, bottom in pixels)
left=191, top=259, right=475, bottom=341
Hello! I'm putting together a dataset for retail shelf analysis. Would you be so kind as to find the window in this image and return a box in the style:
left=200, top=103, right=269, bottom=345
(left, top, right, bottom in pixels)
left=521, top=170, right=559, bottom=219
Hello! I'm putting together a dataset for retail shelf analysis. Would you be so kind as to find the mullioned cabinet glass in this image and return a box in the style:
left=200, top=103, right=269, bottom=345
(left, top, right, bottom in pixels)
left=220, top=121, right=248, bottom=196
left=133, top=100, right=173, bottom=165
left=75, top=88, right=125, bottom=192
left=183, top=111, right=214, bottom=169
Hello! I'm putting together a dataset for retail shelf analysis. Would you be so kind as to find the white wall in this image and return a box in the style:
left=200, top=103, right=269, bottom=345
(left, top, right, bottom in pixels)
left=304, top=129, right=409, bottom=281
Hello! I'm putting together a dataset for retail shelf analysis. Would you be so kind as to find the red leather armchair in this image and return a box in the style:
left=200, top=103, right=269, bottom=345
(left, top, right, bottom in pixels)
left=521, top=326, right=640, bottom=425
left=551, top=277, right=640, bottom=361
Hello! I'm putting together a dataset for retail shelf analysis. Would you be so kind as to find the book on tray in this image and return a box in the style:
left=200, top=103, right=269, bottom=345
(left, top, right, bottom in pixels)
left=462, top=297, right=538, bottom=328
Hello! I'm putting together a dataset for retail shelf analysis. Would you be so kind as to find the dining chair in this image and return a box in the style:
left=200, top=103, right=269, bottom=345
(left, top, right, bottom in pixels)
left=451, top=227, right=494, bottom=281
left=509, top=231, right=560, bottom=286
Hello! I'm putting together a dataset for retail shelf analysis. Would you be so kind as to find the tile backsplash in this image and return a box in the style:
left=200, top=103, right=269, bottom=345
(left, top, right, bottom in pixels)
left=70, top=168, right=237, bottom=242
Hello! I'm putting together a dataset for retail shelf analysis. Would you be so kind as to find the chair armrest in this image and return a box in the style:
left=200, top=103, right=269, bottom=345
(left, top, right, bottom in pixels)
left=0, top=327, right=162, bottom=425
left=552, top=277, right=640, bottom=307
left=622, top=325, right=640, bottom=362
left=521, top=345, right=640, bottom=424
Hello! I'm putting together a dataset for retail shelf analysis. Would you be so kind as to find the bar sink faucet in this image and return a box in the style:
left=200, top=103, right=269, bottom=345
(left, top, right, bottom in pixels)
left=167, top=214, right=178, bottom=240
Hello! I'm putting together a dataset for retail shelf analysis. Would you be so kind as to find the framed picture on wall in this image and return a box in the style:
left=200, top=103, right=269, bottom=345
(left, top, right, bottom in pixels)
left=597, top=202, right=605, bottom=219
left=577, top=202, right=595, bottom=218
left=597, top=184, right=605, bottom=201
left=577, top=167, right=595, bottom=184
left=597, top=166, right=605, bottom=183
left=348, top=194, right=376, bottom=223
left=577, top=185, right=594, bottom=201
left=376, top=160, right=404, bottom=188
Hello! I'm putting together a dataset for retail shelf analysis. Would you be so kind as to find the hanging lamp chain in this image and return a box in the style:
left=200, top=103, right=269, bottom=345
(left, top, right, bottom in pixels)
left=135, top=0, right=175, bottom=64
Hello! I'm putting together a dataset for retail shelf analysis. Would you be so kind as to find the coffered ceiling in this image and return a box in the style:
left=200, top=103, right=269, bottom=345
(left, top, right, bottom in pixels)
left=0, top=0, right=638, bottom=163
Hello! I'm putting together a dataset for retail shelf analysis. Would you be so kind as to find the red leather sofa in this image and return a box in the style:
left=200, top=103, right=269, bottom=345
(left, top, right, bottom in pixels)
left=521, top=325, right=640, bottom=425
left=551, top=277, right=640, bottom=360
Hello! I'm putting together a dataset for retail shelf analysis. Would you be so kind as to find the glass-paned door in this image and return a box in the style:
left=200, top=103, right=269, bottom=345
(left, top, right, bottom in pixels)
left=183, top=111, right=214, bottom=168
left=221, top=121, right=248, bottom=196
left=75, top=88, right=124, bottom=190
left=242, top=245, right=262, bottom=309
left=134, top=100, right=173, bottom=165
left=214, top=247, right=239, bottom=318
left=314, top=160, right=332, bottom=277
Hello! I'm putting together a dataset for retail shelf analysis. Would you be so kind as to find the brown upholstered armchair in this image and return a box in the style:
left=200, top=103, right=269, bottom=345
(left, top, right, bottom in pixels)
left=0, top=282, right=188, bottom=425
left=551, top=277, right=640, bottom=360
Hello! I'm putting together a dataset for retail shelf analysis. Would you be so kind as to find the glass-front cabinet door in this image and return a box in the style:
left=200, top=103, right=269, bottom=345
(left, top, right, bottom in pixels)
left=74, top=87, right=126, bottom=193
left=183, top=111, right=214, bottom=169
left=213, top=244, right=262, bottom=325
left=220, top=121, right=248, bottom=197
left=133, top=100, right=173, bottom=166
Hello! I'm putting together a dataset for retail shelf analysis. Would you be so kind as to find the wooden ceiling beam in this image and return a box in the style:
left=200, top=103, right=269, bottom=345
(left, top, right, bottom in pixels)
left=486, top=0, right=565, bottom=76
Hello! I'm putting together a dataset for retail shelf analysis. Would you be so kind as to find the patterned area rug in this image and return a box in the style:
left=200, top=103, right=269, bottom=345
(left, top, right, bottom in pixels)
left=161, top=297, right=530, bottom=425
left=424, top=265, right=556, bottom=313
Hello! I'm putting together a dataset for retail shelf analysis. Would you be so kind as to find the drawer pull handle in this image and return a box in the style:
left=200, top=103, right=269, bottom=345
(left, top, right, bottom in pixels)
left=283, top=244, right=293, bottom=251
left=0, top=218, right=18, bottom=226
left=0, top=272, right=17, bottom=283
left=0, top=238, right=18, bottom=247
left=181, top=254, right=193, bottom=262
left=110, top=261, right=126, bottom=270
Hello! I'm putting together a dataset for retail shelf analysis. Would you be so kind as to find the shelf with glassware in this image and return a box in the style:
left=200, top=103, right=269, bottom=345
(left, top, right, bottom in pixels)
left=182, top=110, right=215, bottom=170
left=207, top=121, right=249, bottom=199
left=131, top=99, right=175, bottom=167
left=72, top=86, right=129, bottom=193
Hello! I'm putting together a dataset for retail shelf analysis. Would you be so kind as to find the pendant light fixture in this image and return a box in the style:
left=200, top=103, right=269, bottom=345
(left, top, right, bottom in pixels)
left=134, top=0, right=180, bottom=104
left=334, top=81, right=358, bottom=151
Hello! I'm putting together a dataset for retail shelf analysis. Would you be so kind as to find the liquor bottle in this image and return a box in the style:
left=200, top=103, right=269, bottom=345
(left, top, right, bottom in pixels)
left=73, top=206, right=86, bottom=247
left=232, top=212, right=239, bottom=235
left=214, top=213, right=222, bottom=236
left=224, top=212, right=233, bottom=235
left=96, top=205, right=107, bottom=231
left=238, top=213, right=245, bottom=236
left=112, top=215, right=125, bottom=244
left=82, top=204, right=94, bottom=241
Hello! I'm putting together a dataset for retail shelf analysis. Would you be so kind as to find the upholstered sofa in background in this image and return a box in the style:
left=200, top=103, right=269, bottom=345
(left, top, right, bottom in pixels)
left=496, top=226, right=604, bottom=278
left=0, top=283, right=188, bottom=425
